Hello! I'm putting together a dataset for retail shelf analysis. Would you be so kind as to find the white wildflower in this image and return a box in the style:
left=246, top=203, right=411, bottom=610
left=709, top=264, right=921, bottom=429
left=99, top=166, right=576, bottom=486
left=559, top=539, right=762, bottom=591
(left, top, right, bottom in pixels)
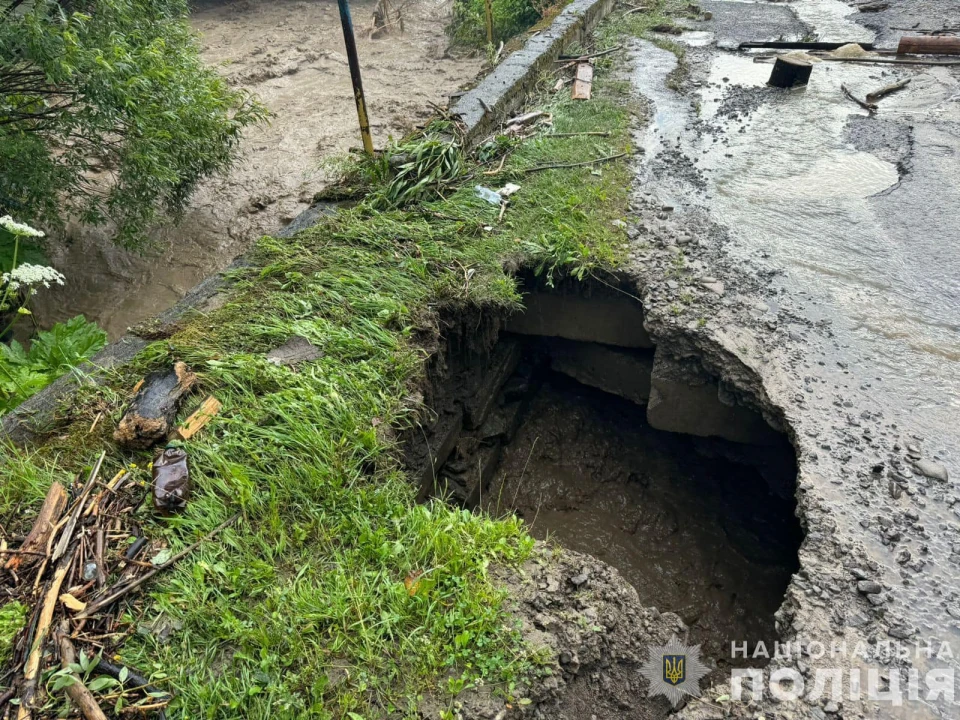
left=1, top=263, right=65, bottom=291
left=0, top=216, right=45, bottom=238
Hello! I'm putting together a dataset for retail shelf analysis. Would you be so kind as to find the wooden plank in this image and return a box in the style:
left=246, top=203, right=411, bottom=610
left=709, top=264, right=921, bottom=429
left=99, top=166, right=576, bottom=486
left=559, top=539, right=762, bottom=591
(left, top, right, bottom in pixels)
left=173, top=395, right=223, bottom=441
left=572, top=62, right=594, bottom=100
left=897, top=35, right=960, bottom=55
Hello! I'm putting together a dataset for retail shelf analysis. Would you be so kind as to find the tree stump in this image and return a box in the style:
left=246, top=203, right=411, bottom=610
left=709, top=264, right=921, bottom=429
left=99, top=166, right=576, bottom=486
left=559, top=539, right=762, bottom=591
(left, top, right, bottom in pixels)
left=768, top=56, right=813, bottom=88
left=114, top=362, right=196, bottom=449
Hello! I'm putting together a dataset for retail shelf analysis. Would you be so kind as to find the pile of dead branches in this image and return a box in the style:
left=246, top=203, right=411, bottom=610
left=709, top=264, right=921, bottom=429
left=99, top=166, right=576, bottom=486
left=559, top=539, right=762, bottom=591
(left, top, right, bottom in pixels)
left=1, top=451, right=234, bottom=719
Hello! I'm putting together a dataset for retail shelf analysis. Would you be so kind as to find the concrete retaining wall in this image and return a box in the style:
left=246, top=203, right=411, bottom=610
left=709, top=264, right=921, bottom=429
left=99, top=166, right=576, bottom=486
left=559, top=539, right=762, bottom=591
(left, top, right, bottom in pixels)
left=452, top=0, right=617, bottom=146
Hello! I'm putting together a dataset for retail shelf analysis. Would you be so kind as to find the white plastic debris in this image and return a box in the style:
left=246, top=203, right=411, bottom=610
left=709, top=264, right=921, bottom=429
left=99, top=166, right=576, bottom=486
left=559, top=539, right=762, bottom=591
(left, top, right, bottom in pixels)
left=497, top=183, right=521, bottom=197
left=474, top=186, right=502, bottom=205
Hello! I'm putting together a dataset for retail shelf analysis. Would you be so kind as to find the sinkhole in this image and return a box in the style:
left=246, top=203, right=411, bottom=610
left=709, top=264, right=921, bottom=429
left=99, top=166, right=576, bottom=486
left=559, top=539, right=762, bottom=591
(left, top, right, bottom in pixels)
left=407, top=276, right=803, bottom=668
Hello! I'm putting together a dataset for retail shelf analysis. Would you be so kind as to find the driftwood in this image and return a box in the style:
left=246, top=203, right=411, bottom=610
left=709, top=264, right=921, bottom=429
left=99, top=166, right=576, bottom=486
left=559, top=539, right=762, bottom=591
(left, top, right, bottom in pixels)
left=768, top=56, right=813, bottom=88
left=523, top=152, right=627, bottom=174
left=841, top=84, right=878, bottom=112
left=52, top=452, right=105, bottom=562
left=57, top=626, right=109, bottom=720
left=866, top=78, right=911, bottom=103
left=94, top=657, right=171, bottom=702
left=172, top=395, right=222, bottom=441
left=114, top=362, right=196, bottom=449
left=5, top=483, right=66, bottom=572
left=572, top=62, right=594, bottom=100
left=76, top=512, right=239, bottom=620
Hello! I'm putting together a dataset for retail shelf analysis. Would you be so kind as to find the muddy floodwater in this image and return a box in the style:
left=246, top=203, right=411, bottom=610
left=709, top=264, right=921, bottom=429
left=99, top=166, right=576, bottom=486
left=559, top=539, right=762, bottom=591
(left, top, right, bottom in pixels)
left=482, top=370, right=802, bottom=665
left=33, top=0, right=481, bottom=339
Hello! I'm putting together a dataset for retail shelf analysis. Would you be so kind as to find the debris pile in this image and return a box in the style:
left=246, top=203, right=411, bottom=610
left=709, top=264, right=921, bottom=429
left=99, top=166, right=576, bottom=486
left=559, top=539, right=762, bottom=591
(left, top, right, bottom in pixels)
left=1, top=364, right=227, bottom=719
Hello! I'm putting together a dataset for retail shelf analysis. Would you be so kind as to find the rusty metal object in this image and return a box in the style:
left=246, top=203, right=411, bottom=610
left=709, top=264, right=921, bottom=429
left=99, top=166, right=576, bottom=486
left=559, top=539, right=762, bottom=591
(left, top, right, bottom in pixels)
left=897, top=35, right=960, bottom=55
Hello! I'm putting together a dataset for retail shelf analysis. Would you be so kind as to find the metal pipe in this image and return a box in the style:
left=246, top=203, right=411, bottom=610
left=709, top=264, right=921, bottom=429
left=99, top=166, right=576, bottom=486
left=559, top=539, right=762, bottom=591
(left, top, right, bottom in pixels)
left=484, top=0, right=494, bottom=45
left=337, top=0, right=374, bottom=155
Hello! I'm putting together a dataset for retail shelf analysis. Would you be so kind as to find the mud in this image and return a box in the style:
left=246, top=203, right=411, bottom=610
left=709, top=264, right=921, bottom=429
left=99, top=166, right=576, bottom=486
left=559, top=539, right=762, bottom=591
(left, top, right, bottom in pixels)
left=609, top=0, right=960, bottom=717
left=484, top=370, right=801, bottom=668
left=32, top=0, right=481, bottom=339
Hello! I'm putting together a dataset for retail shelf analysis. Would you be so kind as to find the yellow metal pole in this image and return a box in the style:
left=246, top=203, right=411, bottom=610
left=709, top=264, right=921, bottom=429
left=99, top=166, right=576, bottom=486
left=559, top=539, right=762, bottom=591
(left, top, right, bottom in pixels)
left=338, top=0, right=375, bottom=155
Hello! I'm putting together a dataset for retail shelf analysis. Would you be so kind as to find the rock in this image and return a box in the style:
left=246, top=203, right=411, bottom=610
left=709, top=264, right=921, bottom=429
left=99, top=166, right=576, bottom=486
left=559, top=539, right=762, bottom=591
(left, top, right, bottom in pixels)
left=849, top=567, right=871, bottom=580
left=266, top=336, right=323, bottom=366
left=569, top=572, right=590, bottom=588
left=914, top=459, right=948, bottom=482
left=702, top=280, right=725, bottom=295
left=857, top=580, right=883, bottom=595
left=887, top=624, right=915, bottom=640
left=824, top=701, right=840, bottom=714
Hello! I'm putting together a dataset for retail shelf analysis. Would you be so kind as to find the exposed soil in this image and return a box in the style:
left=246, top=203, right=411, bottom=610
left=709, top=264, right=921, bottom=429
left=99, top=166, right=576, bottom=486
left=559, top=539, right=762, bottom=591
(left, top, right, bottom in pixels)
left=32, top=0, right=481, bottom=339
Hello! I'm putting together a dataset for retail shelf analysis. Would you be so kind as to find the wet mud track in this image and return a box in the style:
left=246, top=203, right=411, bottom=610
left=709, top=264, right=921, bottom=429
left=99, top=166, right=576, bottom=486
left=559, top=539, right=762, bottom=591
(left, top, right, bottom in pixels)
left=616, top=0, right=960, bottom=716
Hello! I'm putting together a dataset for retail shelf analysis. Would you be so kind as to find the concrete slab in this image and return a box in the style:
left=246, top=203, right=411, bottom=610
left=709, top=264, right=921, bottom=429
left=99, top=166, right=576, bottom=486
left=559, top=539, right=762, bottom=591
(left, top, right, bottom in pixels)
left=506, top=291, right=653, bottom=348
left=547, top=339, right=654, bottom=405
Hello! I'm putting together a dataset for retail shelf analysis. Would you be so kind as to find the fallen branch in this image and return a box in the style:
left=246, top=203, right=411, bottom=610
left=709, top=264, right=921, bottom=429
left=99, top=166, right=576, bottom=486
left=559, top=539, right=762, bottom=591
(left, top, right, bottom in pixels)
left=556, top=45, right=623, bottom=62
left=841, top=84, right=878, bottom=112
left=545, top=131, right=611, bottom=138
left=865, top=78, right=911, bottom=103
left=3, top=482, right=66, bottom=572
left=523, top=152, right=627, bottom=173
left=76, top=513, right=240, bottom=620
left=58, top=625, right=109, bottom=720
left=94, top=657, right=171, bottom=702
left=52, top=452, right=106, bottom=562
left=17, top=548, right=77, bottom=720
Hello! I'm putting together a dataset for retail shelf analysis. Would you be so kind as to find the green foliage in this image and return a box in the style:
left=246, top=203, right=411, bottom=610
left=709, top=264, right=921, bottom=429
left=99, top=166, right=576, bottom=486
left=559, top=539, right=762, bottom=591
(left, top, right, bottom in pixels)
left=0, top=601, right=27, bottom=670
left=0, top=0, right=267, bottom=246
left=371, top=127, right=465, bottom=209
left=449, top=0, right=545, bottom=48
left=0, top=315, right=107, bottom=413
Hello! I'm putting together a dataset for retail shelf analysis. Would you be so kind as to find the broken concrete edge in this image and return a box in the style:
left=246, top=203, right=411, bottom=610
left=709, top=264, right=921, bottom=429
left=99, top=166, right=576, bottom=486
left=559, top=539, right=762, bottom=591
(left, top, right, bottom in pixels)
left=451, top=0, right=618, bottom=147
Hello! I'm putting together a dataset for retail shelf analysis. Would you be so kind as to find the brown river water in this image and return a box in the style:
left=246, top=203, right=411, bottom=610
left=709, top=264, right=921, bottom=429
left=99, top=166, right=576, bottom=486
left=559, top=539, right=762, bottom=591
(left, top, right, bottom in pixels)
left=32, top=0, right=481, bottom=339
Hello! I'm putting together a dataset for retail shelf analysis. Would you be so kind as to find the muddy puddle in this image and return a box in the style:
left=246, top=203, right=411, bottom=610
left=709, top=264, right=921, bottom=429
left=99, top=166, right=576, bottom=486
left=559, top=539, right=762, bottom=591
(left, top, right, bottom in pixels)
left=413, top=283, right=803, bottom=671
left=32, top=0, right=481, bottom=339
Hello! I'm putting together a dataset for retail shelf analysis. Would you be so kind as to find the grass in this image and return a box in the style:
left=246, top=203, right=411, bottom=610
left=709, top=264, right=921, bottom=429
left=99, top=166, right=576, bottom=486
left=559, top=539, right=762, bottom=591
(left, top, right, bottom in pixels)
left=0, top=6, right=690, bottom=717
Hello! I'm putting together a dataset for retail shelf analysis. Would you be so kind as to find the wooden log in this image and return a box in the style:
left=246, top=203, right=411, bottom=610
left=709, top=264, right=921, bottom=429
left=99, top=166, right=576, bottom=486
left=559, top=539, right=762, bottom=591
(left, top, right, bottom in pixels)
left=114, top=362, right=196, bottom=449
left=4, top=483, right=67, bottom=572
left=897, top=36, right=960, bottom=55
left=768, top=56, right=813, bottom=88
left=571, top=62, right=594, bottom=100
left=866, top=78, right=910, bottom=103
